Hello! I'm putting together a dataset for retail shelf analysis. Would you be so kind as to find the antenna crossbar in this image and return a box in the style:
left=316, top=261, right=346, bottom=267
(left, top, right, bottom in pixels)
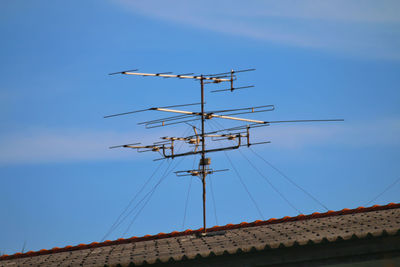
left=122, top=72, right=231, bottom=82
left=197, top=118, right=344, bottom=136
left=152, top=107, right=269, bottom=124
left=139, top=105, right=274, bottom=128
left=138, top=114, right=194, bottom=125
left=210, top=114, right=268, bottom=124
left=161, top=141, right=271, bottom=159
left=145, top=118, right=200, bottom=129
left=104, top=103, right=202, bottom=119
left=208, top=105, right=274, bottom=115
left=175, top=169, right=229, bottom=177
left=204, top=68, right=256, bottom=76
left=211, top=85, right=255, bottom=93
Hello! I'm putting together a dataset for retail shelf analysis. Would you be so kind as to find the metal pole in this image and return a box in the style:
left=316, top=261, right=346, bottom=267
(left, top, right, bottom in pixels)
left=200, top=76, right=206, bottom=234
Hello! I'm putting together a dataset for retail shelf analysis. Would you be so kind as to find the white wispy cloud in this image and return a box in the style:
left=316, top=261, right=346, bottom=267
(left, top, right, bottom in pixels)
left=114, top=0, right=400, bottom=60
left=0, top=118, right=399, bottom=164
left=0, top=128, right=160, bottom=164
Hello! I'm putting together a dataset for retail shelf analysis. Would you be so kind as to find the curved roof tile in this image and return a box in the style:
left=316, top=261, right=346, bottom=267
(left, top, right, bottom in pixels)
left=1, top=202, right=399, bottom=264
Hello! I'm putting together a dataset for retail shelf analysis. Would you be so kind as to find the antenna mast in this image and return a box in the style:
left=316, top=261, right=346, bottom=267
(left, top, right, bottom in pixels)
left=200, top=75, right=207, bottom=234
left=106, top=68, right=343, bottom=235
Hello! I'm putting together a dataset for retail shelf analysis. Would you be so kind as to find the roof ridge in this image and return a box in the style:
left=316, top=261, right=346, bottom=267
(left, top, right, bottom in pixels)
left=1, top=202, right=399, bottom=261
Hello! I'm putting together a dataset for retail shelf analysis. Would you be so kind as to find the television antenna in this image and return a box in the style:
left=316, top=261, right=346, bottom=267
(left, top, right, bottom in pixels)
left=105, top=68, right=343, bottom=235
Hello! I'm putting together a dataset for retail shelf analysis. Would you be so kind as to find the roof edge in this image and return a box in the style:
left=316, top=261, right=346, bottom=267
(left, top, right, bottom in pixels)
left=1, top=202, right=399, bottom=261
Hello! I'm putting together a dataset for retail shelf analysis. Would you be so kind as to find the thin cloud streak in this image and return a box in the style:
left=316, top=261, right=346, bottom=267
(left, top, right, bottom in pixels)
left=0, top=129, right=157, bottom=164
left=231, top=1, right=400, bottom=23
left=0, top=119, right=399, bottom=164
left=114, top=0, right=400, bottom=60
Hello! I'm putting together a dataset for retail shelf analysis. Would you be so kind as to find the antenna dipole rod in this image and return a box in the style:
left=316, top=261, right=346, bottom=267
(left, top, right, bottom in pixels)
left=201, top=76, right=207, bottom=234
left=123, top=71, right=231, bottom=82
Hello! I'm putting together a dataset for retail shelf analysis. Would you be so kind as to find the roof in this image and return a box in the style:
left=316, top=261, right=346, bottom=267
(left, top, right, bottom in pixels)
left=1, top=203, right=399, bottom=266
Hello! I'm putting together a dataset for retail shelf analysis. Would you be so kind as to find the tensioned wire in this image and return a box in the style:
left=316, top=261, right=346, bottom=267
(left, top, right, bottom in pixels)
left=207, top=120, right=265, bottom=220
left=248, top=147, right=329, bottom=211
left=101, top=159, right=165, bottom=242
left=101, top=125, right=193, bottom=240
left=181, top=154, right=196, bottom=230
left=122, top=156, right=186, bottom=237
left=121, top=125, right=194, bottom=237
left=210, top=119, right=300, bottom=213
left=237, top=148, right=302, bottom=214
left=209, top=120, right=301, bottom=213
left=84, top=154, right=185, bottom=265
left=211, top=119, right=328, bottom=212
left=224, top=151, right=265, bottom=220
left=209, top=172, right=219, bottom=226
left=365, top=176, right=400, bottom=206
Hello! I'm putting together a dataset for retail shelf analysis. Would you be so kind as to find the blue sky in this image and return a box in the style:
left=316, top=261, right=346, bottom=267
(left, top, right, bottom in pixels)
left=1, top=0, right=400, bottom=255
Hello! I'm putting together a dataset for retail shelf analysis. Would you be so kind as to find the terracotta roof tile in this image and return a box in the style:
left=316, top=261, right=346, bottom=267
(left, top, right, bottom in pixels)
left=1, top=202, right=399, bottom=266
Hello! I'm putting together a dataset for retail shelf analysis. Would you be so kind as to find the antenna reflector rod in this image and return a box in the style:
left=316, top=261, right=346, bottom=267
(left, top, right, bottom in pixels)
left=234, top=68, right=256, bottom=73
left=267, top=119, right=344, bottom=124
left=204, top=68, right=256, bottom=76
left=104, top=103, right=202, bottom=119
left=109, top=142, right=141, bottom=149
left=104, top=108, right=149, bottom=118
left=211, top=85, right=255, bottom=93
left=108, top=69, right=138, bottom=75
left=159, top=102, right=202, bottom=109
